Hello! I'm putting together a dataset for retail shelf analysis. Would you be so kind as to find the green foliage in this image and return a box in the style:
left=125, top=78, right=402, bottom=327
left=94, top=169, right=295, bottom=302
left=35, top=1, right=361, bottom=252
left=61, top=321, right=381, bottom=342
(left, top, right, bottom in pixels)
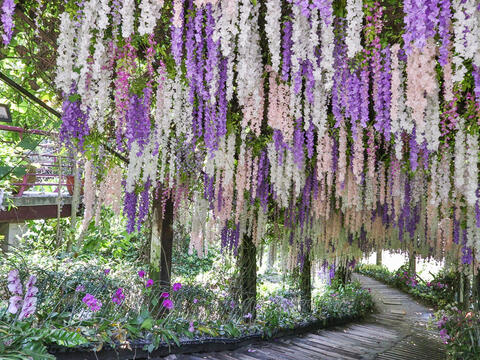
left=172, top=236, right=217, bottom=279
left=355, top=264, right=456, bottom=308
left=314, top=281, right=375, bottom=320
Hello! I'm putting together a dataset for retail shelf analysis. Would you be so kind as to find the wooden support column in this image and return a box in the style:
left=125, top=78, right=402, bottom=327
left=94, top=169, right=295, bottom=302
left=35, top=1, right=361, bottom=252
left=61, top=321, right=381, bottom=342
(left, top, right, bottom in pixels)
left=300, top=254, right=312, bottom=313
left=150, top=190, right=174, bottom=290
left=408, top=250, right=416, bottom=274
left=239, top=234, right=257, bottom=318
left=376, top=250, right=382, bottom=266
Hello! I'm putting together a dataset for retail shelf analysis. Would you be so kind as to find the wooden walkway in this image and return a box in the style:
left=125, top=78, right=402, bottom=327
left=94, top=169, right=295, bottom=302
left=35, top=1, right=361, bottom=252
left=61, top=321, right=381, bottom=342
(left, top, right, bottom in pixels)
left=166, top=275, right=446, bottom=360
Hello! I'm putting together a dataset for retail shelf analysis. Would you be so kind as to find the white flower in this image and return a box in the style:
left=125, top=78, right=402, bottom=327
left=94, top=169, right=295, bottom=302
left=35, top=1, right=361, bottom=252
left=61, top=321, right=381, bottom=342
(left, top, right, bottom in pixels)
left=55, top=12, right=78, bottom=94
left=345, top=0, right=364, bottom=57
left=139, top=0, right=163, bottom=35
left=265, top=0, right=282, bottom=72
left=120, top=0, right=135, bottom=38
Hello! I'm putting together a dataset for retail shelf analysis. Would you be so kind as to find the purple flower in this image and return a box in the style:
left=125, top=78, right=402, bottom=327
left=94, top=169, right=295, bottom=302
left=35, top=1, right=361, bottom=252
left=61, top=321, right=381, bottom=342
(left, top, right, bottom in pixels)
left=82, top=294, right=102, bottom=312
left=172, top=282, right=182, bottom=292
left=188, top=321, right=194, bottom=333
left=162, top=298, right=174, bottom=310
left=75, top=284, right=85, bottom=292
left=60, top=90, right=90, bottom=151
left=8, top=296, right=22, bottom=314
left=1, top=0, right=15, bottom=45
left=138, top=270, right=145, bottom=278
left=244, top=312, right=252, bottom=319
left=112, top=288, right=125, bottom=305
left=161, top=292, right=170, bottom=298
left=193, top=298, right=198, bottom=304
left=146, top=279, right=154, bottom=288
left=104, top=269, right=111, bottom=275
left=7, top=269, right=22, bottom=296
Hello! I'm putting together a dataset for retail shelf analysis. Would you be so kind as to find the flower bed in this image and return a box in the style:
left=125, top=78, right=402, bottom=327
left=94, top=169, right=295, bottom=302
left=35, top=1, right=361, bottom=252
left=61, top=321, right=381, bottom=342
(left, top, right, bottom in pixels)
left=1, top=254, right=374, bottom=359
left=435, top=306, right=480, bottom=359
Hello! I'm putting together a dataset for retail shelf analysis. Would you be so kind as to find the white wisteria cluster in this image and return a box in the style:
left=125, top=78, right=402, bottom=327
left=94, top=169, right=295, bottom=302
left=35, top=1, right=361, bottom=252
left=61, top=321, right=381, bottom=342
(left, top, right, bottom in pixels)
left=265, top=0, right=282, bottom=72
left=55, top=13, right=77, bottom=95
left=452, top=0, right=479, bottom=82
left=75, top=0, right=99, bottom=102
left=319, top=6, right=335, bottom=93
left=120, top=0, right=135, bottom=38
left=237, top=1, right=263, bottom=136
left=97, top=0, right=111, bottom=31
left=454, top=120, right=466, bottom=192
left=138, top=0, right=162, bottom=35
left=464, top=133, right=479, bottom=206
left=214, top=0, right=238, bottom=102
left=87, top=38, right=112, bottom=132
left=345, top=0, right=364, bottom=58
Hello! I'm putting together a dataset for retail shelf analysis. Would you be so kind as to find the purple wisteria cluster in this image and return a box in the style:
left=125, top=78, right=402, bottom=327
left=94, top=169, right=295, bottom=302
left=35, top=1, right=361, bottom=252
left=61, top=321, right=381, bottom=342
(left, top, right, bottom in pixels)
left=60, top=94, right=90, bottom=151
left=1, top=0, right=15, bottom=45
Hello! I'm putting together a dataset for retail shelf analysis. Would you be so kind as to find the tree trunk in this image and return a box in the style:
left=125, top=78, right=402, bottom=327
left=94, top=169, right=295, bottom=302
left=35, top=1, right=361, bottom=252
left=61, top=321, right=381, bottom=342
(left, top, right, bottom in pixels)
left=239, top=234, right=257, bottom=319
left=376, top=250, right=382, bottom=266
left=150, top=190, right=174, bottom=290
left=408, top=251, right=416, bottom=274
left=300, top=254, right=312, bottom=313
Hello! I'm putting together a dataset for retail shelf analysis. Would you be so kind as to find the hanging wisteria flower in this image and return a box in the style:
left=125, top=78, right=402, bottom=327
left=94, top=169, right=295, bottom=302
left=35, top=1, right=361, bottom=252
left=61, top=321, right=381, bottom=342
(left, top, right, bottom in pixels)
left=82, top=294, right=102, bottom=312
left=345, top=0, right=364, bottom=57
left=1, top=0, right=15, bottom=45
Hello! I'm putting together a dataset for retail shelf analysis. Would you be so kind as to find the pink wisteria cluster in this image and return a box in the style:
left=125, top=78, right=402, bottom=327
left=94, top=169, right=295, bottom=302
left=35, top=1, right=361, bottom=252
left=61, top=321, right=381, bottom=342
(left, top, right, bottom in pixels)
left=54, top=1, right=480, bottom=268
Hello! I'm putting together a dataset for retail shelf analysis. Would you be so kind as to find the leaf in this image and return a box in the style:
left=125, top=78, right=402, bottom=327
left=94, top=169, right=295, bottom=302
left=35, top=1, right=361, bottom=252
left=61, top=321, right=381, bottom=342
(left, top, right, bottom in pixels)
left=21, top=342, right=55, bottom=360
left=17, top=136, right=39, bottom=150
left=141, top=318, right=154, bottom=330
left=147, top=343, right=155, bottom=353
left=48, top=329, right=88, bottom=347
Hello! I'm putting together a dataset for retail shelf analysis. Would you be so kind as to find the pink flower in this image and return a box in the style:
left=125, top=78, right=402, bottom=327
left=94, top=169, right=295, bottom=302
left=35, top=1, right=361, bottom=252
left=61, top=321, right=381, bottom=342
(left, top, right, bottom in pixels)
left=146, top=279, right=154, bottom=288
left=161, top=292, right=170, bottom=298
left=162, top=299, right=174, bottom=310
left=172, top=282, right=182, bottom=292
left=138, top=270, right=145, bottom=278
left=188, top=321, right=194, bottom=332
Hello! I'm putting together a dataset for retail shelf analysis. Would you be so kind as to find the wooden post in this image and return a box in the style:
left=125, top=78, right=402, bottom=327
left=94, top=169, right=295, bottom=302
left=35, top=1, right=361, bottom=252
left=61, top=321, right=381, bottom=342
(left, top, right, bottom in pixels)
left=408, top=250, right=416, bottom=274
left=239, top=234, right=257, bottom=318
left=150, top=189, right=174, bottom=290
left=300, top=254, right=312, bottom=313
left=376, top=250, right=382, bottom=266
